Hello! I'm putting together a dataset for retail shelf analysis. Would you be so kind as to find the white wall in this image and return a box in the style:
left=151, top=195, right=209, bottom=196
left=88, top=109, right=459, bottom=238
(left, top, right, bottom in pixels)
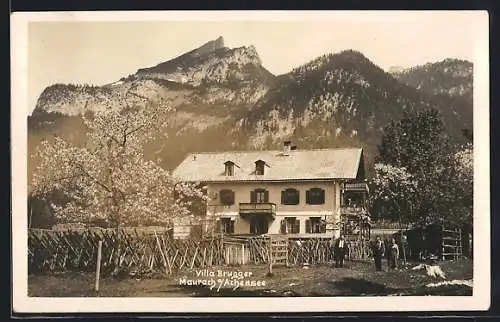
left=207, top=181, right=341, bottom=237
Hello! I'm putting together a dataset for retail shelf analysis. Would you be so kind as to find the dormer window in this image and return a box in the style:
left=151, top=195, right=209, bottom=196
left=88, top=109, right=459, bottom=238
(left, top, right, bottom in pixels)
left=255, top=160, right=266, bottom=175
left=224, top=161, right=236, bottom=176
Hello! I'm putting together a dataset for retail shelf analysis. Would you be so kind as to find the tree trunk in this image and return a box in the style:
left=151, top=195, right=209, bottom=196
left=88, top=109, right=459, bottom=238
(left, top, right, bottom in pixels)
left=28, top=205, right=33, bottom=229
left=111, top=197, right=122, bottom=277
left=112, top=222, right=121, bottom=277
left=398, top=214, right=407, bottom=265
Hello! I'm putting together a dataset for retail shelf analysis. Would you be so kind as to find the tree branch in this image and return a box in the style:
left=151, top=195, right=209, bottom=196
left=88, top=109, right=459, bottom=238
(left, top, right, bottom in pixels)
left=73, top=161, right=112, bottom=193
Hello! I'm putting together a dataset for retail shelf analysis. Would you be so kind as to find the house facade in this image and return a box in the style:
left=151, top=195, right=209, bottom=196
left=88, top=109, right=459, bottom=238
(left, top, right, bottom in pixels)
left=172, top=142, right=369, bottom=238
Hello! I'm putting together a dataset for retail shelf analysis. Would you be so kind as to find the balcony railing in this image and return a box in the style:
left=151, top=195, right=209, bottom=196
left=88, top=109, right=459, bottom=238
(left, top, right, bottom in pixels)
left=339, top=205, right=367, bottom=215
left=239, top=203, right=276, bottom=215
left=342, top=182, right=370, bottom=193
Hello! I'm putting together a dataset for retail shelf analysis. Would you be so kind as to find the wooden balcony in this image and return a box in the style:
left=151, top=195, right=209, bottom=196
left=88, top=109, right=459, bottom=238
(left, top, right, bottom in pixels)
left=339, top=205, right=367, bottom=215
left=343, top=182, right=369, bottom=192
left=239, top=203, right=276, bottom=216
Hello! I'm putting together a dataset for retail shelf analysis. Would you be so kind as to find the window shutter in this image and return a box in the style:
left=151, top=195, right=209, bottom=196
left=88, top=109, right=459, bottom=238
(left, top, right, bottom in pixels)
left=250, top=190, right=256, bottom=203
left=230, top=191, right=235, bottom=205
left=295, top=220, right=301, bottom=234
left=281, top=191, right=285, bottom=204
left=306, top=190, right=310, bottom=204
left=229, top=220, right=235, bottom=234
left=320, top=190, right=325, bottom=204
left=220, top=189, right=235, bottom=206
left=264, top=190, right=269, bottom=203
left=293, top=190, right=300, bottom=205
left=321, top=220, right=326, bottom=233
left=215, top=220, right=221, bottom=233
left=280, top=220, right=286, bottom=234
left=305, top=219, right=311, bottom=233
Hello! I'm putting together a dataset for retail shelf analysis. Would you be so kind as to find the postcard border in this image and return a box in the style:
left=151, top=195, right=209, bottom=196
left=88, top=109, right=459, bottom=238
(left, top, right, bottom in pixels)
left=11, top=10, right=491, bottom=313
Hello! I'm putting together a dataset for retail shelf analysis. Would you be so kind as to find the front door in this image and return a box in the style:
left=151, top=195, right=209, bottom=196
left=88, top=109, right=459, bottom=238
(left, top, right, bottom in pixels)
left=250, top=216, right=269, bottom=235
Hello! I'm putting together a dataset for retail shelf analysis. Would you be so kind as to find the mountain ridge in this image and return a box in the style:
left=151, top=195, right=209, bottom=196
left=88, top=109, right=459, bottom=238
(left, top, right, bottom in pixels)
left=390, top=58, right=473, bottom=103
left=236, top=50, right=471, bottom=152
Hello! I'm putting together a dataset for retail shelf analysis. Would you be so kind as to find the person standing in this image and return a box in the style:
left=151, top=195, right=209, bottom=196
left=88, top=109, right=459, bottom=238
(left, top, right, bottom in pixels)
left=334, top=235, right=348, bottom=268
left=389, top=238, right=400, bottom=270
left=372, top=236, right=385, bottom=271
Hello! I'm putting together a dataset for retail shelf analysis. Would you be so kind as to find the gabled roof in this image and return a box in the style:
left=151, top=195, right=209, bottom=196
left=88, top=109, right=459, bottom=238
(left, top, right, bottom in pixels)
left=172, top=148, right=364, bottom=182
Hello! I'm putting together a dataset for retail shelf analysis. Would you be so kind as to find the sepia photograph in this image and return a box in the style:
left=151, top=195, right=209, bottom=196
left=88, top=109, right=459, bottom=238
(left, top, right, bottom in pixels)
left=11, top=10, right=490, bottom=313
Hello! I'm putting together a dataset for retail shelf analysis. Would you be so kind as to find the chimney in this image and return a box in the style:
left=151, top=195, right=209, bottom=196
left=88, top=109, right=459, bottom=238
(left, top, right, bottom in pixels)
left=283, top=140, right=292, bottom=156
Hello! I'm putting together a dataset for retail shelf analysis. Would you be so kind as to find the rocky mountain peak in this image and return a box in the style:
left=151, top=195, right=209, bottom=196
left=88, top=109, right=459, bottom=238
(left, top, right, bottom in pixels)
left=31, top=36, right=274, bottom=117
left=133, top=38, right=268, bottom=86
left=184, top=36, right=225, bottom=58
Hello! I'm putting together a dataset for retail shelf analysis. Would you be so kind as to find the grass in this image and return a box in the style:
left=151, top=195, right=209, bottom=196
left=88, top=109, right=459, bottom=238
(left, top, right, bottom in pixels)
left=28, top=258, right=473, bottom=297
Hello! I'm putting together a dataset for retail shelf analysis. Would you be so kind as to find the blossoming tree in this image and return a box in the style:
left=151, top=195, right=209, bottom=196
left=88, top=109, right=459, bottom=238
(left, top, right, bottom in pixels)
left=30, top=92, right=206, bottom=229
left=369, top=163, right=418, bottom=263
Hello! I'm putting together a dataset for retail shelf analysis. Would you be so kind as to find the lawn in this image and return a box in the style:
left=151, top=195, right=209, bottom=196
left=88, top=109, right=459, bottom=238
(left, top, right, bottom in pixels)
left=28, top=258, right=473, bottom=297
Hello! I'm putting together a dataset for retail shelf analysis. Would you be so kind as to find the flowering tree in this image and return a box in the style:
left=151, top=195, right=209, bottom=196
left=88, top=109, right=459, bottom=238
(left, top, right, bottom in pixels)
left=369, top=164, right=418, bottom=222
left=369, top=163, right=418, bottom=263
left=448, top=143, right=473, bottom=225
left=30, top=92, right=206, bottom=228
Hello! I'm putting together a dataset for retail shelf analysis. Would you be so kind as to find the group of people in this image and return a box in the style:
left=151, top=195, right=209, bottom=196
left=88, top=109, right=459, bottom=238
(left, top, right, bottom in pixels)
left=372, top=236, right=400, bottom=271
left=332, top=235, right=400, bottom=271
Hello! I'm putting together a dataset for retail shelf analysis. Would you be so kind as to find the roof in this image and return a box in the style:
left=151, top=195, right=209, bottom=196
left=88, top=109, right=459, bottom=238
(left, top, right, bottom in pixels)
left=172, top=148, right=364, bottom=182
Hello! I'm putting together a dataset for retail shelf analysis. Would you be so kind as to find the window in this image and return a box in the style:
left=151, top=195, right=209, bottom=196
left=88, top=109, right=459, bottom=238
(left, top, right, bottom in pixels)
left=250, top=188, right=269, bottom=203
left=224, top=161, right=235, bottom=176
left=281, top=188, right=300, bottom=205
left=219, top=218, right=234, bottom=234
left=255, top=160, right=266, bottom=175
left=280, top=217, right=300, bottom=234
left=306, top=188, right=325, bottom=205
left=219, top=189, right=235, bottom=205
left=305, top=217, right=326, bottom=233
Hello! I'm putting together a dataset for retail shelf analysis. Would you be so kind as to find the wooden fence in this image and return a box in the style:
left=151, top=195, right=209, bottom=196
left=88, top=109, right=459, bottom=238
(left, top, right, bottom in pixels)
left=28, top=229, right=376, bottom=276
left=28, top=228, right=224, bottom=276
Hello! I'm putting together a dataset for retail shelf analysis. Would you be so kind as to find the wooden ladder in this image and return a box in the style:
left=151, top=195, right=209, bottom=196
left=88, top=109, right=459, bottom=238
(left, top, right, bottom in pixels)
left=268, top=235, right=289, bottom=267
left=441, top=225, right=463, bottom=260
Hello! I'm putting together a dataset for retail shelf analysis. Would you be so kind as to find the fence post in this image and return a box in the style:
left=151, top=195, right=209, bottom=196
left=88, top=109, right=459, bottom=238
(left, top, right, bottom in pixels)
left=95, top=240, right=103, bottom=292
left=441, top=224, right=445, bottom=261
left=267, top=237, right=273, bottom=275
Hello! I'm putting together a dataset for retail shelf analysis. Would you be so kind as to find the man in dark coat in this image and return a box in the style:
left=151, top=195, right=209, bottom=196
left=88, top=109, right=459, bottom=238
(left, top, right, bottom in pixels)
left=372, top=236, right=385, bottom=271
left=334, top=235, right=348, bottom=268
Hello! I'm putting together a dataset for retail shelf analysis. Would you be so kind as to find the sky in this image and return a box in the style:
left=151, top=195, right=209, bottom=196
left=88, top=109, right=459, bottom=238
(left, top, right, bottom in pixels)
left=26, top=11, right=486, bottom=114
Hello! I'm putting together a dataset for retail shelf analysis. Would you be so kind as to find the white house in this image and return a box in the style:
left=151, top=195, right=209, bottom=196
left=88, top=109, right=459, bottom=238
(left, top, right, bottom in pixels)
left=172, top=141, right=369, bottom=238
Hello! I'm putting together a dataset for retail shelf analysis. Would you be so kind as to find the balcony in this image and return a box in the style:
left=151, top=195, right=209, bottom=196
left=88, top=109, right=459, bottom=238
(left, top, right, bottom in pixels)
left=239, top=203, right=276, bottom=216
left=339, top=205, right=367, bottom=215
left=342, top=182, right=370, bottom=193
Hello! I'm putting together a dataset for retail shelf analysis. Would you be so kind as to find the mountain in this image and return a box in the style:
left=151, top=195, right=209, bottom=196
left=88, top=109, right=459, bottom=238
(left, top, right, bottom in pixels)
left=390, top=58, right=473, bottom=103
left=236, top=51, right=472, bottom=157
left=29, top=39, right=473, bottom=179
left=135, top=36, right=274, bottom=87
left=32, top=36, right=275, bottom=117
